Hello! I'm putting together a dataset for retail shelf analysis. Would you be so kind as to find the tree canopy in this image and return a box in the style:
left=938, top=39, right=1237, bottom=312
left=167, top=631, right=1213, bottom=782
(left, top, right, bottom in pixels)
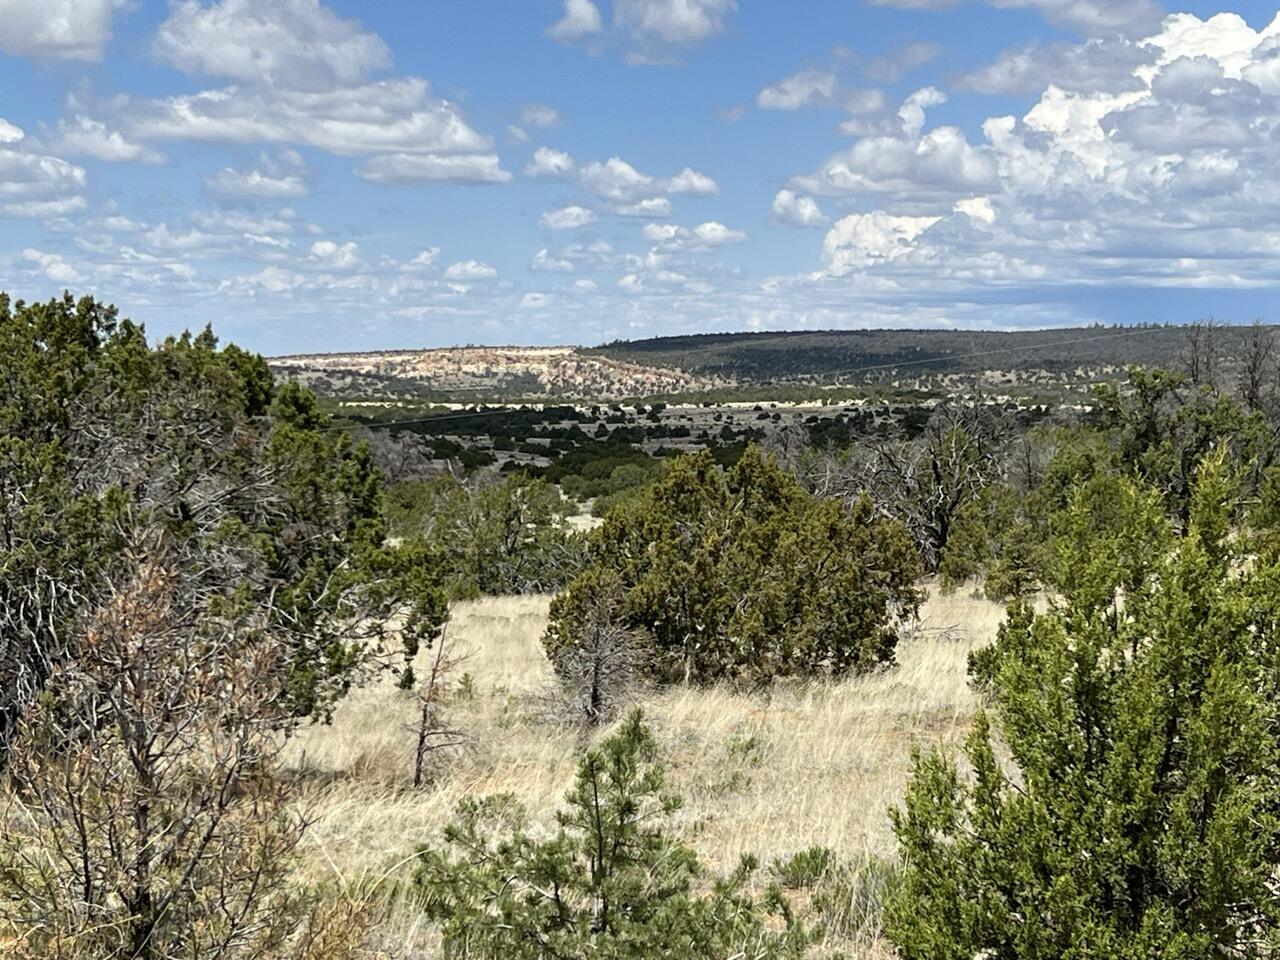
left=546, top=445, right=921, bottom=684
left=383, top=472, right=583, bottom=598
left=0, top=293, right=446, bottom=743
left=888, top=456, right=1280, bottom=958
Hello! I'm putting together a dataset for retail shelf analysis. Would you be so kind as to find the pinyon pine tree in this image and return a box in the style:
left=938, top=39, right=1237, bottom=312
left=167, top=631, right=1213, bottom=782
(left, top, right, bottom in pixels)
left=888, top=454, right=1280, bottom=959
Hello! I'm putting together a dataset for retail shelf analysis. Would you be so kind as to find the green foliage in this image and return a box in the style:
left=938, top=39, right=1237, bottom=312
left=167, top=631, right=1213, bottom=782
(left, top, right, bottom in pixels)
left=384, top=472, right=584, bottom=597
left=0, top=293, right=447, bottom=736
left=580, top=461, right=663, bottom=516
left=1247, top=465, right=1280, bottom=564
left=1095, top=366, right=1274, bottom=519
left=556, top=453, right=664, bottom=503
left=939, top=368, right=1271, bottom=602
left=588, top=483, right=646, bottom=517
left=809, top=856, right=902, bottom=947
left=546, top=446, right=921, bottom=684
left=1039, top=471, right=1171, bottom=606
left=1028, top=425, right=1116, bottom=518
left=888, top=458, right=1280, bottom=959
left=411, top=709, right=812, bottom=959
left=939, top=484, right=1041, bottom=601
left=772, top=846, right=837, bottom=889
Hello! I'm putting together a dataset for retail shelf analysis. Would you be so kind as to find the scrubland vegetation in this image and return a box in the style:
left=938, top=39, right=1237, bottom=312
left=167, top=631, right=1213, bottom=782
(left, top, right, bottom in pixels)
left=287, top=589, right=1000, bottom=958
left=8, top=293, right=1280, bottom=958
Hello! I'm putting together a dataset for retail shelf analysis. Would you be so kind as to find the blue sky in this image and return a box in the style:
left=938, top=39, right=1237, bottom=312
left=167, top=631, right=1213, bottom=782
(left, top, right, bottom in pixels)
left=2, top=0, right=1280, bottom=353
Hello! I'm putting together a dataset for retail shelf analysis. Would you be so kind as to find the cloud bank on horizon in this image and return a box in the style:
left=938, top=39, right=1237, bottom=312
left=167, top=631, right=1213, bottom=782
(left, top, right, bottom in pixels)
left=2, top=0, right=1280, bottom=351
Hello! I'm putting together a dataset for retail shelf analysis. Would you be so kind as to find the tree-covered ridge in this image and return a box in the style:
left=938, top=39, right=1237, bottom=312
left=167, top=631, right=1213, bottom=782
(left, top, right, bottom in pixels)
left=590, top=323, right=1273, bottom=383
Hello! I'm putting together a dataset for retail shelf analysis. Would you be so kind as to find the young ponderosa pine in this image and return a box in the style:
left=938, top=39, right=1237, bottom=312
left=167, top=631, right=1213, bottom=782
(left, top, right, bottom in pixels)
left=411, top=710, right=813, bottom=959
left=545, top=446, right=920, bottom=684
left=888, top=455, right=1280, bottom=958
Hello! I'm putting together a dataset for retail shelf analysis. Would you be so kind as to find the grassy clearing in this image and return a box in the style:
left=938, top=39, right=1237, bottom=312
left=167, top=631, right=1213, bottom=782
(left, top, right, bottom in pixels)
left=284, top=583, right=1008, bottom=957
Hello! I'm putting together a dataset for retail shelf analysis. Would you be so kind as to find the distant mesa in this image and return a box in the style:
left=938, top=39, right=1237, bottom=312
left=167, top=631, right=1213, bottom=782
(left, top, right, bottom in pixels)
left=271, top=325, right=1261, bottom=402
left=269, top=344, right=721, bottom=401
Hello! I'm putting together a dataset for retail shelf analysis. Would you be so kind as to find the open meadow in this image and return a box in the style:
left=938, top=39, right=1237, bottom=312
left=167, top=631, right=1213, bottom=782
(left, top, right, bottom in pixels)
left=285, top=584, right=1009, bottom=958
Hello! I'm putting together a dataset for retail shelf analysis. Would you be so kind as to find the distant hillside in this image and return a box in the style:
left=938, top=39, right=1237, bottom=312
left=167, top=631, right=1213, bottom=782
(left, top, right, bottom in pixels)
left=270, top=345, right=725, bottom=400
left=275, top=324, right=1274, bottom=404
left=586, top=325, right=1265, bottom=386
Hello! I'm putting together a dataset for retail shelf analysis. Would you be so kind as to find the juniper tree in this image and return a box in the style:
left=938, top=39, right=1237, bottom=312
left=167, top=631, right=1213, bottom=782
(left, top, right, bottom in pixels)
left=0, top=293, right=447, bottom=748
left=0, top=538, right=368, bottom=960
left=888, top=456, right=1280, bottom=959
left=545, top=445, right=920, bottom=684
left=939, top=484, right=1042, bottom=601
left=1094, top=366, right=1274, bottom=521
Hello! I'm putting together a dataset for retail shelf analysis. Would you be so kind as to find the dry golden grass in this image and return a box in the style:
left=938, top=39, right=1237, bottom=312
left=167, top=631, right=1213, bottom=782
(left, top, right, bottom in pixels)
left=284, top=583, right=1009, bottom=957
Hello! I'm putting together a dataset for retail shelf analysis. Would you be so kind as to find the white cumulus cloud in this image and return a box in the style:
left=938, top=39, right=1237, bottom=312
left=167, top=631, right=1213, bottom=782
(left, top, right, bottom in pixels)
left=24, top=247, right=83, bottom=283
left=773, top=10, right=1280, bottom=298
left=822, top=212, right=942, bottom=274
left=579, top=156, right=654, bottom=202
left=793, top=88, right=999, bottom=205
left=153, top=0, right=391, bottom=88
left=532, top=248, right=575, bottom=271
left=0, top=0, right=127, bottom=62
left=614, top=0, right=737, bottom=45
left=525, top=146, right=576, bottom=177
left=205, top=152, right=310, bottom=200
left=692, top=221, right=746, bottom=246
left=758, top=69, right=839, bottom=110
left=408, top=247, right=441, bottom=267
left=0, top=148, right=88, bottom=219
left=666, top=167, right=719, bottom=196
left=51, top=0, right=509, bottom=194
left=954, top=196, right=996, bottom=224
left=309, top=239, right=360, bottom=269
left=540, top=205, right=599, bottom=230
left=615, top=197, right=672, bottom=217
left=41, top=116, right=167, bottom=164
left=444, top=259, right=498, bottom=279
left=547, top=0, right=604, bottom=42
left=645, top=220, right=747, bottom=251
left=356, top=153, right=512, bottom=184
left=772, top=189, right=828, bottom=228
